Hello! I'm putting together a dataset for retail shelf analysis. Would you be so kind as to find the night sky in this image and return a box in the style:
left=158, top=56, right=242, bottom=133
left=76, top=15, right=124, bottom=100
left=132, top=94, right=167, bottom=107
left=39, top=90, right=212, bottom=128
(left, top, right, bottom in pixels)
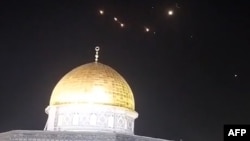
left=0, top=0, right=249, bottom=141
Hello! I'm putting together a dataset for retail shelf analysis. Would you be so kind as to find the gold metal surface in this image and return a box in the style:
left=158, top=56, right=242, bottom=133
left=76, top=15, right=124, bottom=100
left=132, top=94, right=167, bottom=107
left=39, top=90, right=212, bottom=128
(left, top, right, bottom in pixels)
left=49, top=62, right=135, bottom=110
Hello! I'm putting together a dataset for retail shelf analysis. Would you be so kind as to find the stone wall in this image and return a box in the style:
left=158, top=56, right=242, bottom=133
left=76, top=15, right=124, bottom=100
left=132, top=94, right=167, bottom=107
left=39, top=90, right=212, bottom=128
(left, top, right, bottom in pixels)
left=0, top=130, right=173, bottom=141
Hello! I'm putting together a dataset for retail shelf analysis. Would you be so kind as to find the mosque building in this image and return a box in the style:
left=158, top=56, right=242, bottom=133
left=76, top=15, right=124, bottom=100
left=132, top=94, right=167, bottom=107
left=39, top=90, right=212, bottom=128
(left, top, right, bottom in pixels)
left=0, top=47, right=172, bottom=141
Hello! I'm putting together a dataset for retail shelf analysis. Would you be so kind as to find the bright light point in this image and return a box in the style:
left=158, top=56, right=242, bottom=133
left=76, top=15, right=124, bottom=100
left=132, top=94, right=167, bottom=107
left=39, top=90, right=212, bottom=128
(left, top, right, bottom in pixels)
left=168, top=10, right=173, bottom=15
left=234, top=74, right=237, bottom=77
left=120, top=23, right=124, bottom=27
left=145, top=27, right=150, bottom=32
left=114, top=17, right=118, bottom=21
left=99, top=10, right=104, bottom=15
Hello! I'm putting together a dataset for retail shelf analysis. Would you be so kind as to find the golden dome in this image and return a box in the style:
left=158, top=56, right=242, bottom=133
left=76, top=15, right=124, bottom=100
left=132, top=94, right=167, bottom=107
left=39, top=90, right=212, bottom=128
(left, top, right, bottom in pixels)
left=49, top=62, right=135, bottom=110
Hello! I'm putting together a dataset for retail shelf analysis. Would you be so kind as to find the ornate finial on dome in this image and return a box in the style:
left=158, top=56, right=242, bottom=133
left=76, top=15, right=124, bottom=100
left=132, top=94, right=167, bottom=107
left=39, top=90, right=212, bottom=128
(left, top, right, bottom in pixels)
left=95, top=46, right=100, bottom=62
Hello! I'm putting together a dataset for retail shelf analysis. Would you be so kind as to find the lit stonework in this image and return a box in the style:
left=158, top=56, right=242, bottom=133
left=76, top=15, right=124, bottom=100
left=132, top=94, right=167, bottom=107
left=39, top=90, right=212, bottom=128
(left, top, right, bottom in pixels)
left=0, top=47, right=172, bottom=141
left=0, top=130, right=171, bottom=141
left=45, top=49, right=138, bottom=134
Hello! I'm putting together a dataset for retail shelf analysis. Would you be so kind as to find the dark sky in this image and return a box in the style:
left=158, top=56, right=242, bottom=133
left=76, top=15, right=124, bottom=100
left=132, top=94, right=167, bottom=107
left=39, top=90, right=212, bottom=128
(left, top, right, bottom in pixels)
left=0, top=0, right=249, bottom=141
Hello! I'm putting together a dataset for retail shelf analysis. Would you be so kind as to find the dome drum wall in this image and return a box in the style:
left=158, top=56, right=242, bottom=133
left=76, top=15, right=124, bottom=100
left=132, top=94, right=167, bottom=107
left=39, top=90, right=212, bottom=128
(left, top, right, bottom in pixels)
left=45, top=62, right=138, bottom=134
left=45, top=104, right=138, bottom=134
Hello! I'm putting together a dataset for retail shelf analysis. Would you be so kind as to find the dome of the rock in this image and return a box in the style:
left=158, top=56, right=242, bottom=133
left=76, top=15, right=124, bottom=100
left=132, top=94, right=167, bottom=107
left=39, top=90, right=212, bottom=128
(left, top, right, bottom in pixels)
left=49, top=62, right=135, bottom=110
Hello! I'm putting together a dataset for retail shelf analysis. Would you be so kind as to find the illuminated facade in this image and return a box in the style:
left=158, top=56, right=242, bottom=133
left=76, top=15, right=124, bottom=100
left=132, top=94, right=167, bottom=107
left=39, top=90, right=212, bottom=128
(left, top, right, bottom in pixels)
left=45, top=61, right=138, bottom=134
left=0, top=47, right=171, bottom=141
